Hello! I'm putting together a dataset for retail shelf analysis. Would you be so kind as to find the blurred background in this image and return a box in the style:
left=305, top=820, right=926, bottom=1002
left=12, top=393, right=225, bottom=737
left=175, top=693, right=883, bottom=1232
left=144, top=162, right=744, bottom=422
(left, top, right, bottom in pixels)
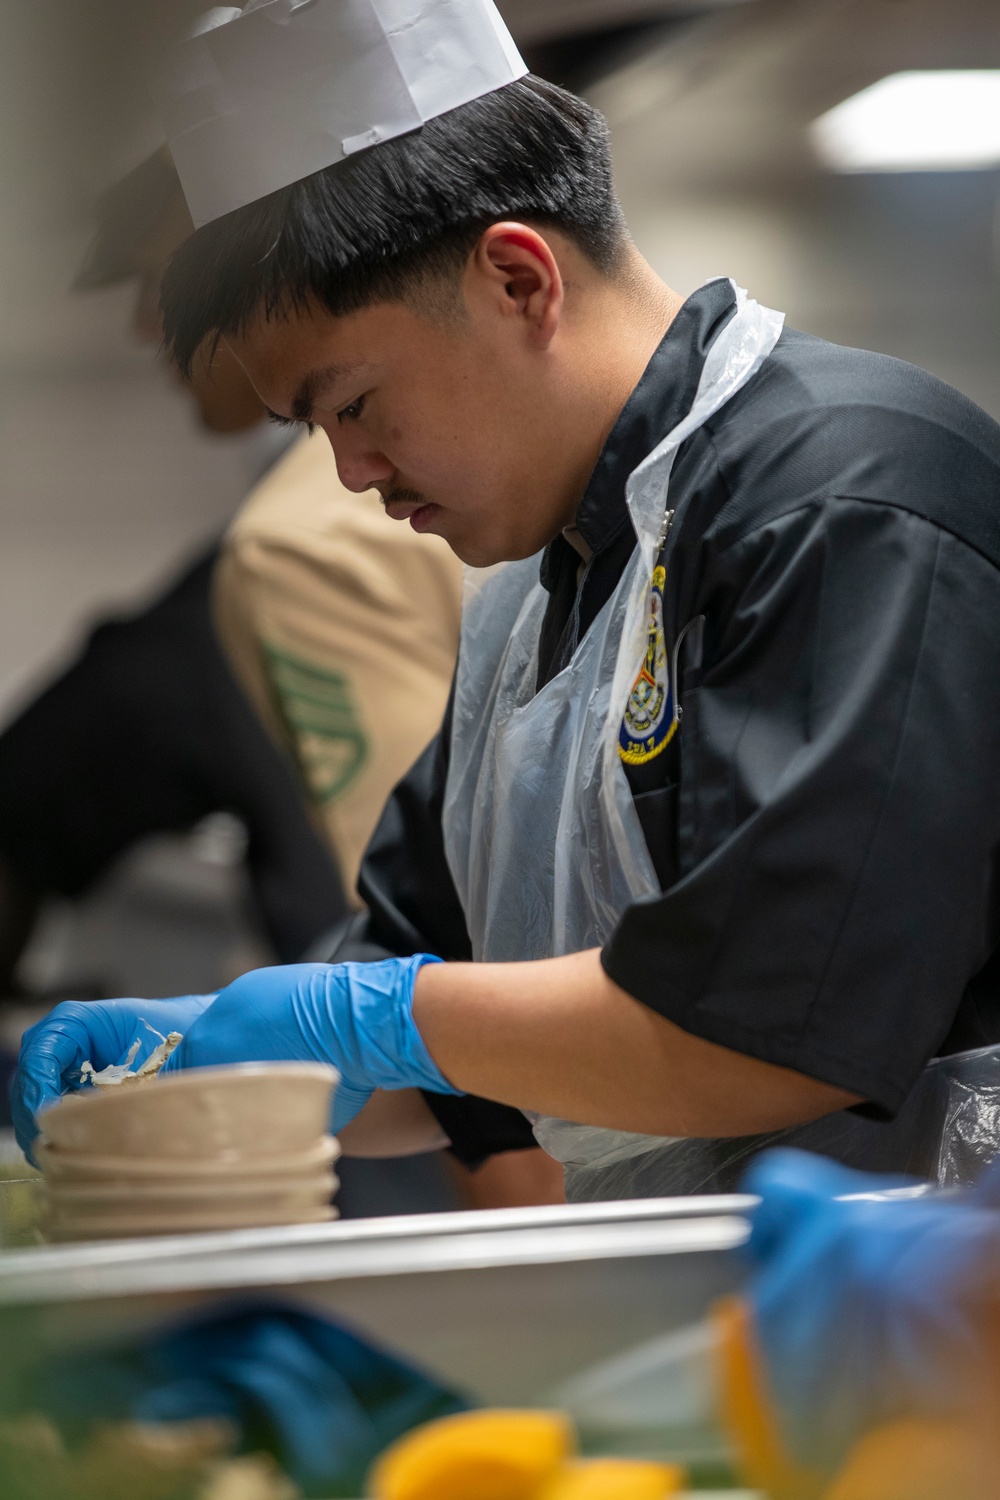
left=0, top=0, right=997, bottom=1030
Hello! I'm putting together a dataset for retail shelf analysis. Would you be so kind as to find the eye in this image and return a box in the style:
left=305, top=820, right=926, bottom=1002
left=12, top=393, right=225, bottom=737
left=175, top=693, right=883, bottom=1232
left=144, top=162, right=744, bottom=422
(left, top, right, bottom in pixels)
left=266, top=410, right=315, bottom=435
left=337, top=394, right=367, bottom=425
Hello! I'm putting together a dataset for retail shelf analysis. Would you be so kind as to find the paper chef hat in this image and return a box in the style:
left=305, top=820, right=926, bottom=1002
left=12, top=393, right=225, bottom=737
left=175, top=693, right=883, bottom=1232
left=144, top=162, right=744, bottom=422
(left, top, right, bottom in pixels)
left=155, top=0, right=527, bottom=227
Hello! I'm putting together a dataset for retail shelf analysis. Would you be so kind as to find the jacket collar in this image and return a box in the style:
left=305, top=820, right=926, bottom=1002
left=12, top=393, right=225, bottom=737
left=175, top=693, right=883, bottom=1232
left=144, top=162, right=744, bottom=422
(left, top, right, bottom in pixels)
left=540, top=277, right=738, bottom=589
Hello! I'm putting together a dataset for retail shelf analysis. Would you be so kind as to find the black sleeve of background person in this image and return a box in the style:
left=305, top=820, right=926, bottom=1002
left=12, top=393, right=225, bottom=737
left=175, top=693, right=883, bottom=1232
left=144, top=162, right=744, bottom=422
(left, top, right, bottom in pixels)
left=336, top=693, right=535, bottom=1163
left=0, top=546, right=347, bottom=960
left=353, top=689, right=473, bottom=962
left=602, top=498, right=1000, bottom=1118
left=423, top=1091, right=538, bottom=1168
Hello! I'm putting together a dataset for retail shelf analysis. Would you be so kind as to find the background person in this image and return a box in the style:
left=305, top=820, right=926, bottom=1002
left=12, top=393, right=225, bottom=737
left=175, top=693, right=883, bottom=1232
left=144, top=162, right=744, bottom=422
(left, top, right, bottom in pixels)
left=0, top=149, right=346, bottom=991
left=0, top=146, right=467, bottom=981
left=212, top=425, right=462, bottom=907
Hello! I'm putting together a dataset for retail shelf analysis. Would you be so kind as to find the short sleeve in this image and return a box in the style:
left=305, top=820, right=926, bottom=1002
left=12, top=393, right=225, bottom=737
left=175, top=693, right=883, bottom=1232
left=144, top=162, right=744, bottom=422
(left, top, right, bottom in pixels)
left=602, top=497, right=1000, bottom=1115
left=212, top=429, right=462, bottom=895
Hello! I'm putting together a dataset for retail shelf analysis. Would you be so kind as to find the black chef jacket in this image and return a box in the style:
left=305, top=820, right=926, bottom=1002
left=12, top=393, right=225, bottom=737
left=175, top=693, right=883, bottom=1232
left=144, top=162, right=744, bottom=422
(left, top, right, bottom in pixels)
left=332, top=277, right=1000, bottom=1170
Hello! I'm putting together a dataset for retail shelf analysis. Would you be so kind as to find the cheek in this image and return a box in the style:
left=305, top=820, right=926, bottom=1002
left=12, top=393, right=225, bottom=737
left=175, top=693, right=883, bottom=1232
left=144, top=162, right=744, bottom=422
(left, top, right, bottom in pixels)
left=382, top=400, right=475, bottom=476
left=378, top=356, right=508, bottom=487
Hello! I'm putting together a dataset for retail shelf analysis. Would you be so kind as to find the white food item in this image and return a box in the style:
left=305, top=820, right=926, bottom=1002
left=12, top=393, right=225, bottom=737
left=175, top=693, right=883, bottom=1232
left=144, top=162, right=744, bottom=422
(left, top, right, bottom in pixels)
left=80, top=1024, right=183, bottom=1089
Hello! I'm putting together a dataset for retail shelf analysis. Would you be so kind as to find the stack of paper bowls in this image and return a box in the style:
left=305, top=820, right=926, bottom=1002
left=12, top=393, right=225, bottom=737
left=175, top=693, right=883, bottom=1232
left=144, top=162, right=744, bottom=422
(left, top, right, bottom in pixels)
left=36, top=1062, right=340, bottom=1241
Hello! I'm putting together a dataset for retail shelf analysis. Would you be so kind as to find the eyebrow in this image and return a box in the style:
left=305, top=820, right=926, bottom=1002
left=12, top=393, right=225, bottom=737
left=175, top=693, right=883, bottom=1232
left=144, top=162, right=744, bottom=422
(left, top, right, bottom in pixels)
left=289, top=361, right=361, bottom=425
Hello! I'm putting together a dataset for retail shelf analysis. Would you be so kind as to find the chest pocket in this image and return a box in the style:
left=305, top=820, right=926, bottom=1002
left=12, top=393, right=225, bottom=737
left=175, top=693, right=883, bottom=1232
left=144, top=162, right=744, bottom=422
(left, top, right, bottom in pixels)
left=632, top=782, right=679, bottom=891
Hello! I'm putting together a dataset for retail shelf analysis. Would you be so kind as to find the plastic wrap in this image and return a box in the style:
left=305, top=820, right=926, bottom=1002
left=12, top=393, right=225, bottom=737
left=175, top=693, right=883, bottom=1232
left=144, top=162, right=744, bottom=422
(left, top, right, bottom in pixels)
left=927, top=1044, right=1000, bottom=1186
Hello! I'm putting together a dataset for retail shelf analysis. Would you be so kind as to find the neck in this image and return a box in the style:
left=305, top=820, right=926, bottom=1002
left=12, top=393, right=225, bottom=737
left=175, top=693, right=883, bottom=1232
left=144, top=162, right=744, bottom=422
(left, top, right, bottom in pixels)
left=557, top=249, right=684, bottom=530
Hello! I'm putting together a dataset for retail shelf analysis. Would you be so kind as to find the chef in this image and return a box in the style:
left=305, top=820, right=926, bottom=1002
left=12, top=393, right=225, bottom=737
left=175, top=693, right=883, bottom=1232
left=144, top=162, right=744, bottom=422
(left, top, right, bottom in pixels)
left=15, top=0, right=1000, bottom=1201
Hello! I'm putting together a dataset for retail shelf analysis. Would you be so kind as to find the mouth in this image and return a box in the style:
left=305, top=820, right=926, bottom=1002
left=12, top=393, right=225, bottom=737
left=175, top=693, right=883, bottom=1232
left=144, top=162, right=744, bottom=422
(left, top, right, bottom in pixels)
left=383, top=497, right=441, bottom=533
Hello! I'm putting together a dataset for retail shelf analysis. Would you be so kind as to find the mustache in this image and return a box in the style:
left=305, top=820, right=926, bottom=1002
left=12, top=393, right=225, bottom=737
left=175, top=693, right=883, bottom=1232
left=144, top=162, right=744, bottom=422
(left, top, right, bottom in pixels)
left=381, top=487, right=428, bottom=510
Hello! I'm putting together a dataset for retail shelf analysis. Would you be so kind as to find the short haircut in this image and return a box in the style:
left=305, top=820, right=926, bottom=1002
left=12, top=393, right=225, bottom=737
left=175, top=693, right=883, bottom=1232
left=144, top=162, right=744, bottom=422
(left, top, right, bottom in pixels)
left=160, top=76, right=628, bottom=375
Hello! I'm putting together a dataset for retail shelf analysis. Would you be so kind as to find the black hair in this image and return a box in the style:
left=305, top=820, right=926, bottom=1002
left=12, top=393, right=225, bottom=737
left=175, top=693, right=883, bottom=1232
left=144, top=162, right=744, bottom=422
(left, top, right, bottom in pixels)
left=160, top=75, right=628, bottom=376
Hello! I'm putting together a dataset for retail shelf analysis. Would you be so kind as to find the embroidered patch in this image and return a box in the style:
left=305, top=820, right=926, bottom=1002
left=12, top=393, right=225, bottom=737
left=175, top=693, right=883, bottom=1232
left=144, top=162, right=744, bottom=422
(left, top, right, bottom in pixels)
left=618, top=564, right=677, bottom=765
left=263, top=643, right=368, bottom=802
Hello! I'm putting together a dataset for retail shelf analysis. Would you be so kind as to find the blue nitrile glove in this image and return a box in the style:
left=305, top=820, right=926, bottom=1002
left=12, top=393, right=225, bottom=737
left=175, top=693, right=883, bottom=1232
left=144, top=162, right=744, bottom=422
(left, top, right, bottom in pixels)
left=12, top=993, right=214, bottom=1163
left=30, top=1300, right=468, bottom=1497
left=160, top=957, right=461, bottom=1134
left=741, top=1148, right=1000, bottom=1478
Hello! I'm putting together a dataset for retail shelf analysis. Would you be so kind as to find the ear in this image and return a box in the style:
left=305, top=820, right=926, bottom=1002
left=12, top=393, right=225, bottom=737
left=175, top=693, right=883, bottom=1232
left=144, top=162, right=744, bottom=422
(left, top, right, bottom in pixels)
left=471, top=223, right=564, bottom=348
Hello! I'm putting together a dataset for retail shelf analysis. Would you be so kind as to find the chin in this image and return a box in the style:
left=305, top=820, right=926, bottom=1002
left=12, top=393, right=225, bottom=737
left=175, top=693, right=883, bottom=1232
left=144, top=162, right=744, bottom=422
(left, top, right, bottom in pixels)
left=440, top=508, right=553, bottom=568
left=450, top=539, right=534, bottom=569
left=449, top=535, right=505, bottom=568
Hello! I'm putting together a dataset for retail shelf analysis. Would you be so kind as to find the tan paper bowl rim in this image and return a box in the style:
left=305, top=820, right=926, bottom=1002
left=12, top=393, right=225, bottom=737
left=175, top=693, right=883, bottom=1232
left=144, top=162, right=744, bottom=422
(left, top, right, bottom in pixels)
left=36, top=1134, right=339, bottom=1179
left=40, top=1061, right=340, bottom=1130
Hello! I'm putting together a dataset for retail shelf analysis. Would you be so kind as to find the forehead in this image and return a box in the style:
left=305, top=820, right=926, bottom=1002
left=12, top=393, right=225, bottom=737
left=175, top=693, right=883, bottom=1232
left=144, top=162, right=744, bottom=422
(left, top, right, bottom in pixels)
left=225, top=296, right=456, bottom=409
left=229, top=299, right=407, bottom=374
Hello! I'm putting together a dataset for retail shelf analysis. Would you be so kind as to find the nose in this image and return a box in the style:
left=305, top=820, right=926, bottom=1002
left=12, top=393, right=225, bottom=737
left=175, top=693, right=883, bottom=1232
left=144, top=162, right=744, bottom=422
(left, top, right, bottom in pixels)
left=323, top=424, right=396, bottom=496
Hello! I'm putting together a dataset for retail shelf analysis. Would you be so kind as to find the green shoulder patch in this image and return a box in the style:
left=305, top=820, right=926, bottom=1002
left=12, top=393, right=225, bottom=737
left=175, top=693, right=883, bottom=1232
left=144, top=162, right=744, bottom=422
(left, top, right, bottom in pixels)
left=263, top=642, right=369, bottom=803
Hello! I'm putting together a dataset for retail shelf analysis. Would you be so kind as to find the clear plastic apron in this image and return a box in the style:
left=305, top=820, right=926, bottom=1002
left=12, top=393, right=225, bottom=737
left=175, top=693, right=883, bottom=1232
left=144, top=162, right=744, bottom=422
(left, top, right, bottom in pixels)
left=442, top=284, right=785, bottom=1201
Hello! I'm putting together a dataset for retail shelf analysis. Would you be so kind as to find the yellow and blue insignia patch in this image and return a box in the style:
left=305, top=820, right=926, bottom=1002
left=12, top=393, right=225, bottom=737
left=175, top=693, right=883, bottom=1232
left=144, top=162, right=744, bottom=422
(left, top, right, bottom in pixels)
left=619, top=564, right=677, bottom=765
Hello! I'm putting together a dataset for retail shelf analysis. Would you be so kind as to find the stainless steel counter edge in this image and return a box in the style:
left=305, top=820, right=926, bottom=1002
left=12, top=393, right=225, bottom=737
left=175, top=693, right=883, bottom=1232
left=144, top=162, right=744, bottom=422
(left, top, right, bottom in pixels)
left=0, top=1193, right=757, bottom=1276
left=0, top=1206, right=753, bottom=1305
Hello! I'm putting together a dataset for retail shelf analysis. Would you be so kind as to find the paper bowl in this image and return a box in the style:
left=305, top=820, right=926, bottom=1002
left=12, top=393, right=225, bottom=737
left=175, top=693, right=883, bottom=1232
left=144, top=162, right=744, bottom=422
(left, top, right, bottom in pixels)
left=48, top=1170, right=336, bottom=1208
left=47, top=1202, right=337, bottom=1241
left=48, top=1180, right=336, bottom=1228
left=36, top=1135, right=339, bottom=1182
left=39, top=1063, right=338, bottom=1160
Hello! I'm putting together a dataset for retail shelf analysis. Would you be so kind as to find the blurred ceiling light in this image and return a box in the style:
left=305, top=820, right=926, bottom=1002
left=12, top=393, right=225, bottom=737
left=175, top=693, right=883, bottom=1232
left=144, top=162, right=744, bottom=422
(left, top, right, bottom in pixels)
left=811, top=71, right=1000, bottom=172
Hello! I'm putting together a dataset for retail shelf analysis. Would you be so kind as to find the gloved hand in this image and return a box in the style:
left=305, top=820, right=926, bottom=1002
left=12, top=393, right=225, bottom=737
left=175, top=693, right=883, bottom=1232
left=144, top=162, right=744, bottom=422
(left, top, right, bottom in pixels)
left=33, top=1300, right=467, bottom=1496
left=12, top=993, right=214, bottom=1162
left=161, top=957, right=461, bottom=1133
left=740, top=1148, right=1000, bottom=1479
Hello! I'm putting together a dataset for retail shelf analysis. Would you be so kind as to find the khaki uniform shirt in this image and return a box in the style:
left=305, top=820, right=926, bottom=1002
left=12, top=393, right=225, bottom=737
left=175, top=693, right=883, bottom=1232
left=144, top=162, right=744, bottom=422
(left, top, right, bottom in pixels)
left=213, top=429, right=462, bottom=898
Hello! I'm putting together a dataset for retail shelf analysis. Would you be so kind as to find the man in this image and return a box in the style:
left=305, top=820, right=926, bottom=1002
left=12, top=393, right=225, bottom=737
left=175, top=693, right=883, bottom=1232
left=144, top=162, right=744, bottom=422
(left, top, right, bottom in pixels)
left=6, top=138, right=560, bottom=1208
left=15, top=0, right=1000, bottom=1200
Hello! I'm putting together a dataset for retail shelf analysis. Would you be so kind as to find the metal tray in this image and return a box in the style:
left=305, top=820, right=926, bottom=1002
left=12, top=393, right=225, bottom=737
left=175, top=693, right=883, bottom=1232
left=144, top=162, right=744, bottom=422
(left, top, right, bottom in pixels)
left=0, top=1196, right=752, bottom=1406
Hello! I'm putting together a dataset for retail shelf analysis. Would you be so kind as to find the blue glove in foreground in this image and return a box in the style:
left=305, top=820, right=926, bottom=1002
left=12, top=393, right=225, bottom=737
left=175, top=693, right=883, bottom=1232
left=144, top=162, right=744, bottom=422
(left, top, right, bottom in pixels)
left=742, top=1148, right=1000, bottom=1477
left=13, top=994, right=214, bottom=1162
left=31, top=1300, right=467, bottom=1496
left=161, top=957, right=461, bottom=1133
